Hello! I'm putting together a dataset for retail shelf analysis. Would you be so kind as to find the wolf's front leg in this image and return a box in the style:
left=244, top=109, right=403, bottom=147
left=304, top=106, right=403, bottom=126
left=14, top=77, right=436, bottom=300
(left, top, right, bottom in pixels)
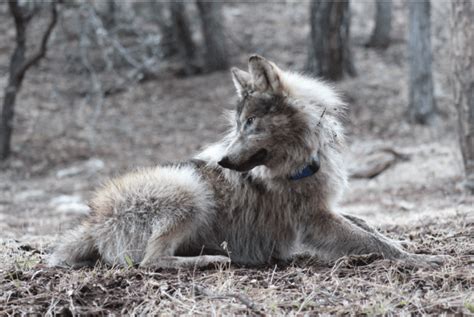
left=306, top=212, right=446, bottom=266
left=341, top=213, right=410, bottom=249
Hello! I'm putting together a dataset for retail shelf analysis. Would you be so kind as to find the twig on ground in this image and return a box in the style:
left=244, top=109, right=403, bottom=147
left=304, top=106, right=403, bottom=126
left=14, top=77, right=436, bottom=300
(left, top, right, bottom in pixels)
left=193, top=284, right=262, bottom=314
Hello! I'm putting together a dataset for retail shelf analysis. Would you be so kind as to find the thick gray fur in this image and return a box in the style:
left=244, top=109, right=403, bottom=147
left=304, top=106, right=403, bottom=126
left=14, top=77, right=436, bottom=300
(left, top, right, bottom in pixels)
left=49, top=55, right=445, bottom=269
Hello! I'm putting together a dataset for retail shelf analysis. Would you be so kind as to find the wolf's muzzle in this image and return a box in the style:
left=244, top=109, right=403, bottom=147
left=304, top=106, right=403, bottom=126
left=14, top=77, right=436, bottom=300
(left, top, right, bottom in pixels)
left=218, top=148, right=269, bottom=172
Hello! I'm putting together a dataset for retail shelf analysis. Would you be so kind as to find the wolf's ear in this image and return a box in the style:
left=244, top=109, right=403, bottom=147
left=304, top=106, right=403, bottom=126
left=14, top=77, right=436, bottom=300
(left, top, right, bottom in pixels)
left=231, top=67, right=251, bottom=98
left=248, top=55, right=283, bottom=94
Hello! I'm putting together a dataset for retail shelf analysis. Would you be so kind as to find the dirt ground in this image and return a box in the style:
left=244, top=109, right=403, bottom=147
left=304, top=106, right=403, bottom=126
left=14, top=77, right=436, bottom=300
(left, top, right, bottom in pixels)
left=0, top=2, right=472, bottom=315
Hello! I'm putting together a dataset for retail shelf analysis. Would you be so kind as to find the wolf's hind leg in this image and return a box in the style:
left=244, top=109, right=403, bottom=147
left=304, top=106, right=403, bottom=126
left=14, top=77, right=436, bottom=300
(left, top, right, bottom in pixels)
left=139, top=223, right=229, bottom=269
left=140, top=255, right=230, bottom=269
left=139, top=233, right=230, bottom=269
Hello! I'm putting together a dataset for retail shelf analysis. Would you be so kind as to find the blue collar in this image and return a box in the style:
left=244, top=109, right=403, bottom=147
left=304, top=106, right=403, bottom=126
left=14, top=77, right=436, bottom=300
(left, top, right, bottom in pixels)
left=289, top=155, right=321, bottom=181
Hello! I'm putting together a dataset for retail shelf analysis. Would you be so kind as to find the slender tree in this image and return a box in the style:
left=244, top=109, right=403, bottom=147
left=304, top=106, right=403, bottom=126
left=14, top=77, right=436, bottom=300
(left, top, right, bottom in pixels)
left=151, top=2, right=177, bottom=58
left=451, top=0, right=474, bottom=193
left=196, top=0, right=229, bottom=72
left=366, top=0, right=392, bottom=48
left=407, top=0, right=436, bottom=124
left=307, top=0, right=356, bottom=81
left=0, top=1, right=58, bottom=160
left=169, top=1, right=197, bottom=75
left=103, top=0, right=116, bottom=29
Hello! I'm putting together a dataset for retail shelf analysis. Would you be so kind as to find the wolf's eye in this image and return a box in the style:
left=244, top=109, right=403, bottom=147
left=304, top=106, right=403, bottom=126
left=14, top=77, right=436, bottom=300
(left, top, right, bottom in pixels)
left=245, top=116, right=256, bottom=127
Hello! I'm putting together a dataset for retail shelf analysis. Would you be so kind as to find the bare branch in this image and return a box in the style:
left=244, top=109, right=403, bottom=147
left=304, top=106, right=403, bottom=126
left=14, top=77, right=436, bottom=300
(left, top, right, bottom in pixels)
left=1, top=0, right=59, bottom=160
left=19, top=1, right=58, bottom=75
left=193, top=284, right=261, bottom=314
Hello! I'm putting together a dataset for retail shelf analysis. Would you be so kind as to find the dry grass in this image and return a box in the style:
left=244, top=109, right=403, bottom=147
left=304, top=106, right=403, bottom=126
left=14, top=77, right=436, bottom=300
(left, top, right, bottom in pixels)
left=1, top=213, right=472, bottom=315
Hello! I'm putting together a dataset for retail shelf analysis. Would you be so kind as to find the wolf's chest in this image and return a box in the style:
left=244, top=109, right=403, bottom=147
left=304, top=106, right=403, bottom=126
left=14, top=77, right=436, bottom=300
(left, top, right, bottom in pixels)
left=212, top=199, right=300, bottom=263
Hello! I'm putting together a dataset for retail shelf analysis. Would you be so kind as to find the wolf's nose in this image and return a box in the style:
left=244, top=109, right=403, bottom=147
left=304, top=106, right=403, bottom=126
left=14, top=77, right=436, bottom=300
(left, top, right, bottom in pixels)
left=218, top=156, right=233, bottom=169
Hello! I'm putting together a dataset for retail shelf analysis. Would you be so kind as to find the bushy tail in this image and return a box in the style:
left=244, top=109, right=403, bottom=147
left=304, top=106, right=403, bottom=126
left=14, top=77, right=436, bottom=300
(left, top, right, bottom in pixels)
left=48, top=225, right=99, bottom=268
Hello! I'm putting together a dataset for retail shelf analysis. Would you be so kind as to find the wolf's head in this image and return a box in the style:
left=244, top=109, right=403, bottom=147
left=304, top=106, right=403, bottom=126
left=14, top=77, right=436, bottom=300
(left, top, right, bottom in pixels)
left=216, top=55, right=346, bottom=184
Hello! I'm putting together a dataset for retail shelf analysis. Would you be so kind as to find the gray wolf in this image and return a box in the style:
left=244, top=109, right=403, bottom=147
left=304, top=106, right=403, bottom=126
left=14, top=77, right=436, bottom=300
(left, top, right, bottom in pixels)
left=49, top=55, right=445, bottom=269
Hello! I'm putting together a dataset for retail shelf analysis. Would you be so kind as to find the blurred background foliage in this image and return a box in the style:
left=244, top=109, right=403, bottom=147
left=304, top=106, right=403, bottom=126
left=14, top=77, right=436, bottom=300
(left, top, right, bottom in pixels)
left=0, top=0, right=472, bottom=192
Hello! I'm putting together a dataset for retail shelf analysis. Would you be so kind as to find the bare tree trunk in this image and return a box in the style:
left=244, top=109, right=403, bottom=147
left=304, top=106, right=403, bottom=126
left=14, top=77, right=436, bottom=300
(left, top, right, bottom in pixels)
left=451, top=0, right=474, bottom=193
left=170, top=2, right=197, bottom=75
left=152, top=2, right=177, bottom=58
left=407, top=0, right=436, bottom=124
left=0, top=1, right=58, bottom=160
left=307, top=0, right=356, bottom=81
left=196, top=0, right=229, bottom=72
left=366, top=0, right=392, bottom=48
left=103, top=0, right=116, bottom=29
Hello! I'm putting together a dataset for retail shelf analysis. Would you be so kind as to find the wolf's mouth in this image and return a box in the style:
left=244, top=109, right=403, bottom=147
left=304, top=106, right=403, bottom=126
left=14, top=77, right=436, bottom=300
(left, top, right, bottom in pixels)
left=218, top=148, right=269, bottom=172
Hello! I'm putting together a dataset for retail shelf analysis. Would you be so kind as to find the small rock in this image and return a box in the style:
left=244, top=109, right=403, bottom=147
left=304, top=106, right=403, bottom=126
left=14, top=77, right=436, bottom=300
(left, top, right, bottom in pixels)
left=50, top=195, right=90, bottom=215
left=56, top=158, right=105, bottom=179
left=56, top=166, right=82, bottom=178
left=84, top=158, right=105, bottom=171
left=14, top=190, right=45, bottom=202
left=56, top=203, right=90, bottom=215
left=397, top=200, right=415, bottom=211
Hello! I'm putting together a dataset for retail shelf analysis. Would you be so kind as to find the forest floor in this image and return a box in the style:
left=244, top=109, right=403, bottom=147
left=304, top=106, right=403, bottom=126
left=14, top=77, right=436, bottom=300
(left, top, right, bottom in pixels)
left=0, top=2, right=473, bottom=315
